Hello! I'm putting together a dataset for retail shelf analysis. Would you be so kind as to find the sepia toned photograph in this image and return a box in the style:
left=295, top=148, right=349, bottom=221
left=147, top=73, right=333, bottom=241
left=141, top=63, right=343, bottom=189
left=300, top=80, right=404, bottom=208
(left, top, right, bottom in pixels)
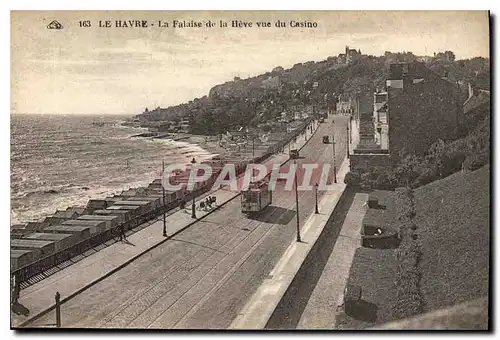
left=10, top=10, right=490, bottom=330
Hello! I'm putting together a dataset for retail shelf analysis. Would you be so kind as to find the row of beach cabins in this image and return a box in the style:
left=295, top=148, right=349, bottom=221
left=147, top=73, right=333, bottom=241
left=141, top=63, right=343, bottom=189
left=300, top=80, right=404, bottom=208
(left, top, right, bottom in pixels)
left=11, top=118, right=313, bottom=287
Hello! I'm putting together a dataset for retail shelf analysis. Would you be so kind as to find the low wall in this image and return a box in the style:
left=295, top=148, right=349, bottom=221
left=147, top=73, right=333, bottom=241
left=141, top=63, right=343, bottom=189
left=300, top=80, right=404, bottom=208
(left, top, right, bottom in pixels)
left=11, top=119, right=314, bottom=285
left=263, top=186, right=355, bottom=329
left=350, top=154, right=391, bottom=173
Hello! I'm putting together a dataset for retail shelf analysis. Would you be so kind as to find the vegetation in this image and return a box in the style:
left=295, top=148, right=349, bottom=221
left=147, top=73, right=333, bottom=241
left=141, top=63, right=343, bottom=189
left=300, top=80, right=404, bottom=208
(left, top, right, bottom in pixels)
left=137, top=51, right=489, bottom=139
left=355, top=110, right=489, bottom=191
left=393, top=188, right=424, bottom=319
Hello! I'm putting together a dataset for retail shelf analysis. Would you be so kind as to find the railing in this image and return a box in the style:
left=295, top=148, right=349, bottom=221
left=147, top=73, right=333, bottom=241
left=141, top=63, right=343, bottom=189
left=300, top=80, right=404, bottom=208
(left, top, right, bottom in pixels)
left=11, top=118, right=314, bottom=285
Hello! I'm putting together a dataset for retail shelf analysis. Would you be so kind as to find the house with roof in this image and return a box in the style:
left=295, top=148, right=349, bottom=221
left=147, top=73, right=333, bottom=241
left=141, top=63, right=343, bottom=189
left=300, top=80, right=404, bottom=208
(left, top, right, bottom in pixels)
left=350, top=61, right=463, bottom=174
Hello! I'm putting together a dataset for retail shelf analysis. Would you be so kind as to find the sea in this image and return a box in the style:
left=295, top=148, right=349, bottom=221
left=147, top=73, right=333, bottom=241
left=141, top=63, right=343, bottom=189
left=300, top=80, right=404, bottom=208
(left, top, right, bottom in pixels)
left=10, top=114, right=215, bottom=226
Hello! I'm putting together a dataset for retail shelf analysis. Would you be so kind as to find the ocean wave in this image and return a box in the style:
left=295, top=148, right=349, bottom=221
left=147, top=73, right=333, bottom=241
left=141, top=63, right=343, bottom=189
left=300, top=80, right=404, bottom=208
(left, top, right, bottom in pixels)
left=10, top=116, right=220, bottom=225
left=11, top=183, right=79, bottom=199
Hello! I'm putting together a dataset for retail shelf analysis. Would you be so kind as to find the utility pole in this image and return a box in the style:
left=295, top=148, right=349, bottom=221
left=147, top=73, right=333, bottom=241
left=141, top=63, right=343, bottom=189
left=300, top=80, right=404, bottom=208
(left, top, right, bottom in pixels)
left=55, top=292, right=61, bottom=328
left=333, top=134, right=337, bottom=183
left=315, top=183, right=319, bottom=214
left=294, top=158, right=301, bottom=242
left=162, top=160, right=167, bottom=237
left=347, top=123, right=350, bottom=159
left=191, top=157, right=197, bottom=219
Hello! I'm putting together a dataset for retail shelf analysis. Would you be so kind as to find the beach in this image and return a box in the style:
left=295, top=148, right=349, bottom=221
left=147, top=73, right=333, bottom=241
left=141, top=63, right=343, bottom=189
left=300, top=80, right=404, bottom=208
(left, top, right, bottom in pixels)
left=10, top=115, right=217, bottom=226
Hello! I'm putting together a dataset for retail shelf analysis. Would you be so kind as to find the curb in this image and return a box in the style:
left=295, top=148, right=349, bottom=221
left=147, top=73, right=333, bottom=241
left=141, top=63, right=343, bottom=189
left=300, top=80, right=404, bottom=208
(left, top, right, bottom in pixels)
left=17, top=191, right=240, bottom=328
left=16, top=120, right=320, bottom=328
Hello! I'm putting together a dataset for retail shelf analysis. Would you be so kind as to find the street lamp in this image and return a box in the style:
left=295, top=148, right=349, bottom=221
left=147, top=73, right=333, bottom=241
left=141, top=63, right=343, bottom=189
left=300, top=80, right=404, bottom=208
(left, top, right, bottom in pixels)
left=332, top=134, right=337, bottom=184
left=162, top=160, right=168, bottom=237
left=291, top=153, right=302, bottom=243
left=191, top=157, right=197, bottom=219
left=346, top=123, right=350, bottom=159
left=315, top=183, right=319, bottom=214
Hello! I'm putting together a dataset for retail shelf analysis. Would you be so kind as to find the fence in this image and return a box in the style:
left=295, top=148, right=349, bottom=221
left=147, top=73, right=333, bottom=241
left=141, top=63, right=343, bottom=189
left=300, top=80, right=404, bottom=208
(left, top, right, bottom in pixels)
left=11, top=118, right=313, bottom=285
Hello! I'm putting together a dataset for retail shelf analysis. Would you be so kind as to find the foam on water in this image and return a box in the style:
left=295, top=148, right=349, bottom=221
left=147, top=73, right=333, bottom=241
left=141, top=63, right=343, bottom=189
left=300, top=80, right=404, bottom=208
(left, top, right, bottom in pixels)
left=10, top=114, right=217, bottom=225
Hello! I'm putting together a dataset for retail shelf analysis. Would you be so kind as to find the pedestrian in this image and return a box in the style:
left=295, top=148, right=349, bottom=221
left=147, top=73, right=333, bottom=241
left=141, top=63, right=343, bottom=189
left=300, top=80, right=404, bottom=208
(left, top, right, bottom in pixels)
left=206, top=197, right=212, bottom=209
left=212, top=196, right=217, bottom=207
left=118, top=225, right=126, bottom=241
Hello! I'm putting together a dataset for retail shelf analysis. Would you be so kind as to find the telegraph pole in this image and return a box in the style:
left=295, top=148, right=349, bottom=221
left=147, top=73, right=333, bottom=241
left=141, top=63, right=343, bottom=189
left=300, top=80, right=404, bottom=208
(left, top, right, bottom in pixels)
left=162, top=160, right=167, bottom=237
left=315, top=183, right=319, bottom=214
left=333, top=134, right=337, bottom=183
left=347, top=123, right=350, bottom=159
left=191, top=158, right=197, bottom=219
left=294, top=158, right=301, bottom=242
left=55, top=292, right=61, bottom=328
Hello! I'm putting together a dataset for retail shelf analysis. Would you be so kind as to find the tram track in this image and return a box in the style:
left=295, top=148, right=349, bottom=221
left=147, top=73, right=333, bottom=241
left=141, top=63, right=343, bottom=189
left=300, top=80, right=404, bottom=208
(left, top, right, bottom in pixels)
left=25, top=117, right=349, bottom=329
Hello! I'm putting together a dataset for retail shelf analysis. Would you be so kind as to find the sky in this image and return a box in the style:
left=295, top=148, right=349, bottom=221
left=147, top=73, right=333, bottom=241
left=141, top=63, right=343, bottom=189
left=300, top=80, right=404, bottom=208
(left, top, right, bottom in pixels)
left=11, top=11, right=490, bottom=115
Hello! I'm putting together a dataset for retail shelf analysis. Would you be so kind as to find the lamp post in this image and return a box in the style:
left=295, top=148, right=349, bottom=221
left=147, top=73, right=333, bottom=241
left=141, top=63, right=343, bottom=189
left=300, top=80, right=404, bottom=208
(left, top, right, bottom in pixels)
left=162, top=160, right=167, bottom=237
left=291, top=154, right=302, bottom=243
left=191, top=157, right=197, bottom=219
left=315, top=183, right=319, bottom=214
left=55, top=292, right=61, bottom=328
left=347, top=123, right=350, bottom=159
left=333, top=134, right=337, bottom=184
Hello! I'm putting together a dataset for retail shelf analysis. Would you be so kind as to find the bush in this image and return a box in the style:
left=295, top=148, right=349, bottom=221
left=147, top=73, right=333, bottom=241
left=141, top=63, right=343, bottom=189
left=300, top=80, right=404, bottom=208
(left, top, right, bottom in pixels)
left=358, top=167, right=397, bottom=190
left=463, top=151, right=490, bottom=171
left=344, top=171, right=361, bottom=186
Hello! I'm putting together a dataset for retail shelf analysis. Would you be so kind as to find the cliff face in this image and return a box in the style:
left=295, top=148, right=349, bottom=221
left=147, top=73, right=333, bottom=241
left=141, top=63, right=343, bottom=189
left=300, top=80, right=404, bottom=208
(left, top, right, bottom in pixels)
left=132, top=56, right=386, bottom=136
left=136, top=56, right=349, bottom=125
left=135, top=55, right=489, bottom=136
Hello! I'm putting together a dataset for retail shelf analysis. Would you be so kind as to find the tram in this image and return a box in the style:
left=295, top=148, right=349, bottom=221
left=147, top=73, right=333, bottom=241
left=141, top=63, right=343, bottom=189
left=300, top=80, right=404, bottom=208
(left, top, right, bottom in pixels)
left=241, top=179, right=273, bottom=214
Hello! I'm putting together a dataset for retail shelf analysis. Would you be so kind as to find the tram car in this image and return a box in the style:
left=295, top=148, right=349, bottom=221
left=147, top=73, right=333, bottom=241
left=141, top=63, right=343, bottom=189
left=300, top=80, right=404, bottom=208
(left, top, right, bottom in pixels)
left=241, top=179, right=273, bottom=214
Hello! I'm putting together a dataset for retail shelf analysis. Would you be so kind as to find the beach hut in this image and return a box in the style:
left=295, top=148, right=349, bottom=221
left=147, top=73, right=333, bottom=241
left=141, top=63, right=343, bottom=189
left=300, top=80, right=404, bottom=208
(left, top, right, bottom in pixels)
left=43, top=210, right=79, bottom=227
left=112, top=200, right=154, bottom=216
left=105, top=205, right=140, bottom=220
left=22, top=232, right=78, bottom=252
left=86, top=199, right=109, bottom=212
left=126, top=195, right=163, bottom=210
left=77, top=214, right=121, bottom=230
left=61, top=219, right=107, bottom=235
left=43, top=225, right=92, bottom=240
left=11, top=249, right=35, bottom=271
left=92, top=209, right=128, bottom=224
left=11, top=239, right=56, bottom=260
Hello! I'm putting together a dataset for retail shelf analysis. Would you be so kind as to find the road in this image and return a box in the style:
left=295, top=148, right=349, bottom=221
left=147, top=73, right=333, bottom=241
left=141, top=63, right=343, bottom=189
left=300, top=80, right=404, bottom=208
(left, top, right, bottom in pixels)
left=27, top=115, right=349, bottom=329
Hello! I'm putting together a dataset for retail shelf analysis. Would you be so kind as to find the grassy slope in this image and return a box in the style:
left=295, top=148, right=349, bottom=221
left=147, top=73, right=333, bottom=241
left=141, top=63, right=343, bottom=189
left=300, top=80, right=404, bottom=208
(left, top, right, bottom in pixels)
left=338, top=165, right=490, bottom=329
left=415, top=164, right=490, bottom=311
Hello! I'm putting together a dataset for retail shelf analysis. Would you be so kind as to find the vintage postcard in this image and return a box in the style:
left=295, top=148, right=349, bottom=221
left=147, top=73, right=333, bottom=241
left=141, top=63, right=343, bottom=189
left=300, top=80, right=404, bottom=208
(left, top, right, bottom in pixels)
left=10, top=10, right=490, bottom=330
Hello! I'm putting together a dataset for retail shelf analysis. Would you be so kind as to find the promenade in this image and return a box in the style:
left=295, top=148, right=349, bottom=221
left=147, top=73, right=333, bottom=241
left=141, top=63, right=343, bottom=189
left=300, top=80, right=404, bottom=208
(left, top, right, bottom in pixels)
left=14, top=119, right=329, bottom=328
left=296, top=192, right=368, bottom=329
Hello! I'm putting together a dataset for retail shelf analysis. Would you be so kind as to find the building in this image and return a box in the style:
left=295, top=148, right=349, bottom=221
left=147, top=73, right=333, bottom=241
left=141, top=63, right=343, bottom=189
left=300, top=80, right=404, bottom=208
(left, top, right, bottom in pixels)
left=373, top=91, right=389, bottom=149
left=336, top=94, right=355, bottom=115
left=350, top=61, right=463, bottom=174
left=179, top=120, right=190, bottom=133
left=261, top=75, right=281, bottom=90
left=345, top=46, right=362, bottom=64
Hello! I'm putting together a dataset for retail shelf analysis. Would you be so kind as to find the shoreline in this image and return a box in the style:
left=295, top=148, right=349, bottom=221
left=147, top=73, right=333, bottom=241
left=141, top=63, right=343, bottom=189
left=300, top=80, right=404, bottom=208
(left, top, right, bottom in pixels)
left=11, top=131, right=218, bottom=227
left=11, top=120, right=310, bottom=229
